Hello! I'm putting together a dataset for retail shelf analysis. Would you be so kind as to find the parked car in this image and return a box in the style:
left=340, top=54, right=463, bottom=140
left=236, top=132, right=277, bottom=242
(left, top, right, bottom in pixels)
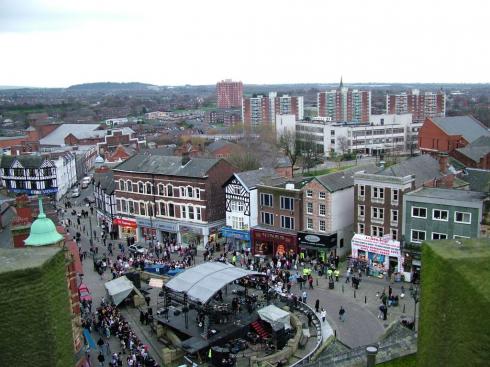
left=128, top=244, right=146, bottom=254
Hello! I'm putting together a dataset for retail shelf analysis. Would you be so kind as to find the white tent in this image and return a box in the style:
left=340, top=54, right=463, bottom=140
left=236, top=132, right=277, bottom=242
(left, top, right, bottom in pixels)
left=258, top=304, right=291, bottom=330
left=104, top=276, right=135, bottom=306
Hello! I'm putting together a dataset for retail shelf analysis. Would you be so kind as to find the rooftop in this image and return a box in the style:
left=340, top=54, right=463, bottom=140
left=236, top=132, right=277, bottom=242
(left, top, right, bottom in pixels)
left=431, top=116, right=490, bottom=143
left=39, top=123, right=102, bottom=145
left=455, top=135, right=490, bottom=162
left=405, top=187, right=486, bottom=202
left=207, top=139, right=237, bottom=152
left=0, top=154, right=46, bottom=169
left=0, top=246, right=62, bottom=274
left=94, top=170, right=115, bottom=194
left=113, top=153, right=222, bottom=178
left=234, top=168, right=280, bottom=189
left=317, top=164, right=378, bottom=192
left=461, top=168, right=490, bottom=193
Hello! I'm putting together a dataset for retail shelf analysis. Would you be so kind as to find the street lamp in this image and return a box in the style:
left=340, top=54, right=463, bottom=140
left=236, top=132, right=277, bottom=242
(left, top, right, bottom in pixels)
left=410, top=286, right=420, bottom=331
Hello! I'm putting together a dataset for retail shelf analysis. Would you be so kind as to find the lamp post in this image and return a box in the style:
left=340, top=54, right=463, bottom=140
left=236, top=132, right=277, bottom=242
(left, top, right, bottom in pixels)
left=411, top=286, right=420, bottom=331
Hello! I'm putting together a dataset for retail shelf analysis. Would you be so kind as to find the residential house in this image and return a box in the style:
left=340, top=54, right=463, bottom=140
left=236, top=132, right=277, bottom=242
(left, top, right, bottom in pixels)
left=251, top=176, right=310, bottom=256
left=299, top=164, right=378, bottom=258
left=112, top=154, right=236, bottom=247
left=222, top=168, right=280, bottom=251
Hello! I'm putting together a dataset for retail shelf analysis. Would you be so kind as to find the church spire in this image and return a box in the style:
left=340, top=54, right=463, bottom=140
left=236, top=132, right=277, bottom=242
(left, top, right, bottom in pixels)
left=339, top=76, right=343, bottom=89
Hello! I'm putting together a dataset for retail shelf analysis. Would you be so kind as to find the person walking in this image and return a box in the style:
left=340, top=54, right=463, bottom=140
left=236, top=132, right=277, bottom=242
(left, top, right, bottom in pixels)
left=97, top=352, right=105, bottom=366
left=339, top=306, right=346, bottom=322
left=302, top=290, right=307, bottom=304
left=321, top=308, right=327, bottom=322
left=315, top=299, right=320, bottom=313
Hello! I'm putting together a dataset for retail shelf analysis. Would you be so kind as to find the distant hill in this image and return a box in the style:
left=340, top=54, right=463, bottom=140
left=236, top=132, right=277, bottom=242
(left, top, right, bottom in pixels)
left=67, top=82, right=157, bottom=91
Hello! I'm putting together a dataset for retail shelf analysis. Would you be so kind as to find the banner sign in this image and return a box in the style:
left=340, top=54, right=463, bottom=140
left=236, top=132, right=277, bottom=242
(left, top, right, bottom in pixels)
left=10, top=188, right=58, bottom=195
left=221, top=226, right=250, bottom=241
left=113, top=218, right=137, bottom=228
left=351, top=234, right=401, bottom=257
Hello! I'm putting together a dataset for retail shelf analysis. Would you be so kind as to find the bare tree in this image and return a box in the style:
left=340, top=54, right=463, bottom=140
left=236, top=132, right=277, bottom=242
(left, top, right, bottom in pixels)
left=337, top=135, right=349, bottom=156
left=229, top=152, right=260, bottom=171
left=278, top=130, right=301, bottom=177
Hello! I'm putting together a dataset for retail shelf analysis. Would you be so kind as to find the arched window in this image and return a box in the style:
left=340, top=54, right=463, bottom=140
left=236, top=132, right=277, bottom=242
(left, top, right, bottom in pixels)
left=140, top=202, right=146, bottom=216
left=158, top=184, right=165, bottom=196
left=126, top=180, right=132, bottom=192
left=121, top=199, right=127, bottom=212
left=167, top=184, right=174, bottom=197
left=159, top=202, right=166, bottom=216
left=187, top=186, right=193, bottom=198
left=119, top=180, right=125, bottom=191
left=146, top=182, right=152, bottom=194
left=148, top=203, right=154, bottom=217
left=138, top=182, right=144, bottom=193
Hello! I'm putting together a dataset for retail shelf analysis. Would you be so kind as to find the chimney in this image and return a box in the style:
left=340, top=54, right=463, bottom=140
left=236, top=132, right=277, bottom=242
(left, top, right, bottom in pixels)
left=438, top=153, right=448, bottom=174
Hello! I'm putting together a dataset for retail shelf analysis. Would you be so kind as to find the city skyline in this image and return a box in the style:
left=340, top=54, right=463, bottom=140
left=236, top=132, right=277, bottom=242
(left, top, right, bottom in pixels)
left=0, top=0, right=489, bottom=88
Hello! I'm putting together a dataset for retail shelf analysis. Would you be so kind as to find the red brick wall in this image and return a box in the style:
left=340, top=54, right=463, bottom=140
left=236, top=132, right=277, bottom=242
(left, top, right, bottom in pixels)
left=419, top=118, right=468, bottom=153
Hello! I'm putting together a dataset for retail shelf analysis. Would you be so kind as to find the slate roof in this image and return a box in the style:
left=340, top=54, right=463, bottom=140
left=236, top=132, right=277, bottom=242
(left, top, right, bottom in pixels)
left=317, top=164, right=379, bottom=192
left=94, top=171, right=115, bottom=194
left=0, top=155, right=45, bottom=169
left=455, top=135, right=490, bottom=162
left=461, top=168, right=490, bottom=193
left=207, top=139, right=236, bottom=152
left=235, top=168, right=279, bottom=190
left=405, top=187, right=486, bottom=203
left=431, top=116, right=490, bottom=143
left=112, top=153, right=221, bottom=178
left=379, top=155, right=447, bottom=188
left=259, top=175, right=311, bottom=189
left=39, top=124, right=135, bottom=146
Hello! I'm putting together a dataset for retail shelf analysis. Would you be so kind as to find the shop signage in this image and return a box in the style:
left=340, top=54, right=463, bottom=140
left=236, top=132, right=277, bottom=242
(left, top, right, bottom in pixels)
left=351, top=234, right=401, bottom=257
left=297, top=231, right=337, bottom=249
left=113, top=218, right=137, bottom=228
left=136, top=217, right=178, bottom=232
left=10, top=188, right=58, bottom=195
left=180, top=225, right=203, bottom=235
left=253, top=230, right=295, bottom=245
left=221, top=226, right=250, bottom=241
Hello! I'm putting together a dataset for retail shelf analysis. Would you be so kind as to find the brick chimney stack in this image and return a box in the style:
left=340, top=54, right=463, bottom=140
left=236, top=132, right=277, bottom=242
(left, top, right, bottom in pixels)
left=438, top=153, right=448, bottom=174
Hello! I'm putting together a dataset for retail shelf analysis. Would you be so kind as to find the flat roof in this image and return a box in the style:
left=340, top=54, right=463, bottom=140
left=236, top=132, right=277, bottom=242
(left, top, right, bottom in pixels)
left=0, top=247, right=62, bottom=274
left=405, top=188, right=486, bottom=202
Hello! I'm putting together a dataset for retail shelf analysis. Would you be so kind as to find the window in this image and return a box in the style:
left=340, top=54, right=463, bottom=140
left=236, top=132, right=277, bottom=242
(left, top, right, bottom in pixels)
left=261, top=212, right=274, bottom=225
left=412, top=207, right=427, bottom=218
left=260, top=193, right=273, bottom=207
left=233, top=186, right=241, bottom=195
left=319, top=204, right=326, bottom=216
left=128, top=201, right=134, bottom=214
left=167, top=184, right=174, bottom=197
left=359, top=185, right=365, bottom=197
left=432, top=232, right=447, bottom=240
left=180, top=187, right=185, bottom=197
left=187, top=187, right=193, bottom=198
left=432, top=209, right=448, bottom=221
left=331, top=130, right=335, bottom=136
left=127, top=180, right=133, bottom=192
left=188, top=206, right=194, bottom=220
left=307, top=202, right=313, bottom=214
left=158, top=184, right=165, bottom=196
left=454, top=211, right=471, bottom=224
left=195, top=188, right=200, bottom=199
left=121, top=200, right=128, bottom=213
left=319, top=220, right=326, bottom=232
left=330, top=139, right=335, bottom=144
left=281, top=216, right=294, bottom=229
left=372, top=207, right=384, bottom=219
left=391, top=210, right=398, bottom=223
left=232, top=216, right=244, bottom=230
left=140, top=202, right=146, bottom=216
left=231, top=200, right=244, bottom=212
left=306, top=190, right=313, bottom=198
left=138, top=182, right=144, bottom=193
left=372, top=226, right=384, bottom=237
left=119, top=180, right=125, bottom=191
left=159, top=202, right=166, bottom=216
left=195, top=207, right=201, bottom=221
left=168, top=203, right=175, bottom=217
left=319, top=192, right=326, bottom=199
left=392, top=189, right=399, bottom=203
left=372, top=187, right=384, bottom=199
left=391, top=228, right=398, bottom=240
left=358, top=223, right=365, bottom=234
left=146, top=182, right=152, bottom=195
left=411, top=229, right=426, bottom=243
left=181, top=205, right=187, bottom=219
left=358, top=205, right=365, bottom=217
left=148, top=203, right=154, bottom=217
left=116, top=199, right=121, bottom=212
left=307, top=218, right=313, bottom=230
left=280, top=196, right=294, bottom=210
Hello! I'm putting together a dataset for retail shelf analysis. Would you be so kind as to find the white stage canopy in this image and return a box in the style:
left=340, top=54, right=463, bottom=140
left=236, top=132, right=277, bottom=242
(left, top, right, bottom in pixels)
left=165, top=262, right=263, bottom=303
left=258, top=304, right=291, bottom=330
left=105, top=276, right=135, bottom=306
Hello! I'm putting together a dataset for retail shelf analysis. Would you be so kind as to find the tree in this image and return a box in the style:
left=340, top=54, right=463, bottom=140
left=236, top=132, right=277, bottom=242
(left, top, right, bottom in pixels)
left=278, top=131, right=301, bottom=177
left=337, top=135, right=349, bottom=156
left=229, top=152, right=260, bottom=171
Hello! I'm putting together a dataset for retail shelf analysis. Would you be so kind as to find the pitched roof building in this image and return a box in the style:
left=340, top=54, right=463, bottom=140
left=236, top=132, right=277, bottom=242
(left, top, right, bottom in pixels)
left=451, top=135, right=490, bottom=169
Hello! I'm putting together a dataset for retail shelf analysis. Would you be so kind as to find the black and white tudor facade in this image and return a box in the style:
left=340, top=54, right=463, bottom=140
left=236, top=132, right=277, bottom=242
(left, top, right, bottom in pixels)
left=222, top=168, right=279, bottom=251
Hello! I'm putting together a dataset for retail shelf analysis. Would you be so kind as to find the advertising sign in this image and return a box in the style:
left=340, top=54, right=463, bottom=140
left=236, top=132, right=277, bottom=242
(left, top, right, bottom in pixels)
left=351, top=234, right=401, bottom=257
left=297, top=231, right=337, bottom=249
left=113, top=218, right=137, bottom=228
left=10, top=188, right=58, bottom=195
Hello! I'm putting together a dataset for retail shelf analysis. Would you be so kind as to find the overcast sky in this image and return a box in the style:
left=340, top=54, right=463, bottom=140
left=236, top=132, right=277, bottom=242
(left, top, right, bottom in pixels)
left=0, top=0, right=489, bottom=87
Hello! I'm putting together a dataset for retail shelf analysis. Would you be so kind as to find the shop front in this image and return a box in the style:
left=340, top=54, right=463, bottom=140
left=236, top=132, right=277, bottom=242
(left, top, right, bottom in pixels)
left=221, top=226, right=251, bottom=251
left=297, top=231, right=337, bottom=262
left=251, top=228, right=297, bottom=257
left=136, top=217, right=179, bottom=243
left=180, top=225, right=204, bottom=248
left=351, top=234, right=403, bottom=277
left=113, top=217, right=137, bottom=239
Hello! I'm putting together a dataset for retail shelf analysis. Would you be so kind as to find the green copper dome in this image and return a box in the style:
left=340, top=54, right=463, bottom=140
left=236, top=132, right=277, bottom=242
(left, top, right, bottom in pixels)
left=25, top=197, right=63, bottom=247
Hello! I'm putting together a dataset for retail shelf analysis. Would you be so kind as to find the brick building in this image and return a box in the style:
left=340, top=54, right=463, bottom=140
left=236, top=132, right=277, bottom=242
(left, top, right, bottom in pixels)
left=206, top=139, right=241, bottom=159
left=386, top=89, right=446, bottom=124
left=217, top=79, right=243, bottom=109
left=112, top=154, right=236, bottom=248
left=242, top=93, right=304, bottom=126
left=418, top=116, right=490, bottom=154
left=450, top=136, right=490, bottom=169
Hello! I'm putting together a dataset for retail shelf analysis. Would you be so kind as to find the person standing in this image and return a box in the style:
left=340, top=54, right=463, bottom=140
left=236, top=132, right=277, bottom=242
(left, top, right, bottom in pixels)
left=97, top=352, right=105, bottom=366
left=339, top=306, right=346, bottom=322
left=321, top=308, right=327, bottom=322
left=302, top=290, right=307, bottom=303
left=315, top=299, right=320, bottom=313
